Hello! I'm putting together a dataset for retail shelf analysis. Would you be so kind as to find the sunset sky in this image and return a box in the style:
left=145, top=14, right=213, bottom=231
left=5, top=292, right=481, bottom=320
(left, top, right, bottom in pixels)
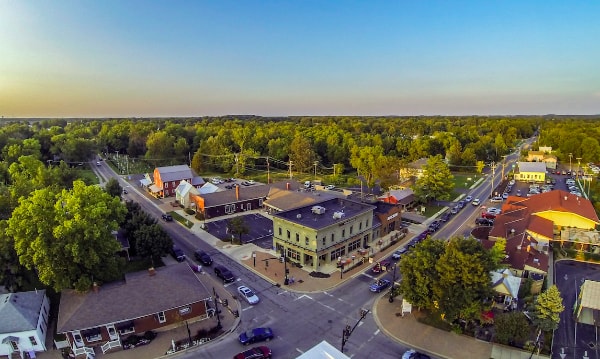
left=1, top=1, right=599, bottom=118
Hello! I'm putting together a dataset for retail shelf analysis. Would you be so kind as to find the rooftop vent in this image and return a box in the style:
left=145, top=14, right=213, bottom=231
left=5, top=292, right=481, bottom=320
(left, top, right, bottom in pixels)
left=333, top=211, right=345, bottom=219
left=312, top=206, right=326, bottom=215
left=296, top=213, right=302, bottom=219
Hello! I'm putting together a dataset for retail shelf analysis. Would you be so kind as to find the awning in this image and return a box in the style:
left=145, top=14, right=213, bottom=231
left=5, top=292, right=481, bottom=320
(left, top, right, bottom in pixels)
left=2, top=336, right=19, bottom=344
left=82, top=328, right=101, bottom=337
left=115, top=320, right=134, bottom=331
left=139, top=178, right=151, bottom=186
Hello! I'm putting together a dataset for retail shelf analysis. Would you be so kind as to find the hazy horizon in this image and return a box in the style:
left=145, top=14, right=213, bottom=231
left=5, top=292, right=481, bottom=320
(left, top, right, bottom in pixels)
left=2, top=1, right=599, bottom=118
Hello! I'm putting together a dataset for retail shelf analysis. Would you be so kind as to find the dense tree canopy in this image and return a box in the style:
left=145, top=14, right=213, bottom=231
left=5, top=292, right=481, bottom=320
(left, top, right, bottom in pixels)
left=7, top=180, right=127, bottom=292
left=413, top=155, right=455, bottom=202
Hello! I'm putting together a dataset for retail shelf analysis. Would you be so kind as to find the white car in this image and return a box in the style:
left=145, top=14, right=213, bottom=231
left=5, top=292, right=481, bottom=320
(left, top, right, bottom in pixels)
left=490, top=196, right=503, bottom=203
left=487, top=207, right=502, bottom=215
left=247, top=180, right=255, bottom=185
left=325, top=185, right=335, bottom=190
left=237, top=285, right=259, bottom=305
left=471, top=198, right=480, bottom=206
left=464, top=196, right=473, bottom=202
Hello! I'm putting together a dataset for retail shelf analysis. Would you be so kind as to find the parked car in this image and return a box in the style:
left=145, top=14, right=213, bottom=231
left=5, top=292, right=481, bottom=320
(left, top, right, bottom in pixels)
left=96, top=161, right=101, bottom=166
left=402, top=349, right=431, bottom=359
left=486, top=207, right=502, bottom=215
left=392, top=248, right=407, bottom=260
left=237, top=285, right=260, bottom=304
left=481, top=212, right=496, bottom=219
left=450, top=206, right=459, bottom=215
left=471, top=198, right=481, bottom=206
left=516, top=189, right=522, bottom=196
left=464, top=195, right=473, bottom=202
left=502, top=192, right=509, bottom=199
left=475, top=218, right=494, bottom=226
left=214, top=265, right=235, bottom=283
left=162, top=214, right=173, bottom=222
left=427, top=220, right=441, bottom=233
left=171, top=246, right=185, bottom=262
left=457, top=200, right=465, bottom=208
left=247, top=180, right=256, bottom=185
left=233, top=346, right=272, bottom=359
left=369, top=279, right=391, bottom=293
left=372, top=260, right=391, bottom=274
left=194, top=250, right=213, bottom=266
left=490, top=196, right=503, bottom=203
left=239, top=327, right=274, bottom=345
left=439, top=212, right=451, bottom=222
left=325, top=185, right=335, bottom=190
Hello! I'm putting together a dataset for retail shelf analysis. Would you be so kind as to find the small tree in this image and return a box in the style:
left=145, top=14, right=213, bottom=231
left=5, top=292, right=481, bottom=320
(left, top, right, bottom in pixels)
left=227, top=217, right=249, bottom=244
left=533, top=285, right=564, bottom=332
left=104, top=178, right=123, bottom=198
left=413, top=155, right=454, bottom=202
left=494, top=312, right=530, bottom=345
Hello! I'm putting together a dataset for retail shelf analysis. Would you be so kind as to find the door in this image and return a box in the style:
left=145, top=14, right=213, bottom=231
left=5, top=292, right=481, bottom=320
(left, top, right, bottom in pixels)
left=106, top=324, right=118, bottom=341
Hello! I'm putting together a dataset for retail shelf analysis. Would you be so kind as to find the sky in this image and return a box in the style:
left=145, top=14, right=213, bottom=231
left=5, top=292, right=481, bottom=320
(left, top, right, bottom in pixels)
left=1, top=0, right=599, bottom=118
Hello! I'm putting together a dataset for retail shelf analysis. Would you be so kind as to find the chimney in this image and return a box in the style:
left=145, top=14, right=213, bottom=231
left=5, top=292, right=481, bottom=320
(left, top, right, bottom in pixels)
left=236, top=185, right=240, bottom=201
left=148, top=267, right=156, bottom=276
left=92, top=282, right=99, bottom=293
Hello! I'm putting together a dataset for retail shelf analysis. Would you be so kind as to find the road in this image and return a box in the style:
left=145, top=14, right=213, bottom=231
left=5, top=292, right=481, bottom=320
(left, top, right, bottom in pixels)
left=93, top=158, right=416, bottom=358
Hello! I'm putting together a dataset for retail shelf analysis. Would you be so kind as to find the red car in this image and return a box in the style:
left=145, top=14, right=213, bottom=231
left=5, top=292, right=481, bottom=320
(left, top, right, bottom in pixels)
left=481, top=212, right=496, bottom=219
left=234, top=346, right=272, bottom=359
left=372, top=260, right=391, bottom=274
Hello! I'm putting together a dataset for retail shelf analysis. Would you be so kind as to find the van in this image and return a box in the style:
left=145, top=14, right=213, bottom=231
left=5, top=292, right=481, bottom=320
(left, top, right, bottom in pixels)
left=304, top=181, right=311, bottom=188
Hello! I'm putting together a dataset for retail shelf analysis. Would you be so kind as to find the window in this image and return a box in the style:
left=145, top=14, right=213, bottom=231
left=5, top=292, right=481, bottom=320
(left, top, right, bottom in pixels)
left=342, top=229, right=346, bottom=238
left=330, top=247, right=346, bottom=261
left=350, top=225, right=353, bottom=234
left=305, top=236, right=309, bottom=245
left=9, top=340, right=18, bottom=351
left=348, top=239, right=360, bottom=251
left=225, top=204, right=235, bottom=214
left=157, top=311, right=166, bottom=323
left=331, top=233, right=334, bottom=242
left=165, top=182, right=169, bottom=188
left=359, top=222, right=362, bottom=230
left=29, top=336, right=38, bottom=346
left=287, top=248, right=300, bottom=261
left=287, top=230, right=291, bottom=239
left=258, top=199, right=263, bottom=206
left=366, top=219, right=369, bottom=227
left=322, top=237, right=326, bottom=246
left=278, top=227, right=282, bottom=236
left=172, top=181, right=175, bottom=187
left=296, top=233, right=299, bottom=242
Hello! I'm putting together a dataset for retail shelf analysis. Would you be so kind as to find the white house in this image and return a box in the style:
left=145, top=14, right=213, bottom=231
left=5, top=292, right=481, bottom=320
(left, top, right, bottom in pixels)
left=175, top=180, right=200, bottom=208
left=0, top=290, right=50, bottom=357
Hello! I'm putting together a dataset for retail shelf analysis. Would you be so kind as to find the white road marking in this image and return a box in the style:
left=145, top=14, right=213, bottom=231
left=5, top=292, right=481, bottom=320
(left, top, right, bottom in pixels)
left=374, top=329, right=380, bottom=335
left=297, top=294, right=313, bottom=300
left=242, top=306, right=253, bottom=311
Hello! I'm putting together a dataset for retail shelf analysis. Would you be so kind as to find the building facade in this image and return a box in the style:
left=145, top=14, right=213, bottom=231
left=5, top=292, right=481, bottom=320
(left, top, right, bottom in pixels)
left=272, top=198, right=376, bottom=271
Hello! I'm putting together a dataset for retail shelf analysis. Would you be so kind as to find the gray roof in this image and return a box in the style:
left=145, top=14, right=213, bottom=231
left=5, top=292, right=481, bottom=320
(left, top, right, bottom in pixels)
left=517, top=162, right=547, bottom=173
left=273, top=198, right=375, bottom=230
left=0, top=290, right=46, bottom=333
left=201, top=184, right=271, bottom=207
left=156, top=165, right=194, bottom=182
left=57, top=263, right=210, bottom=333
left=190, top=176, right=205, bottom=186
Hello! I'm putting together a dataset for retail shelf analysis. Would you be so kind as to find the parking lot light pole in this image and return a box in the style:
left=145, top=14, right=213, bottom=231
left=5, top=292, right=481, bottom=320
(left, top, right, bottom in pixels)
left=282, top=249, right=289, bottom=285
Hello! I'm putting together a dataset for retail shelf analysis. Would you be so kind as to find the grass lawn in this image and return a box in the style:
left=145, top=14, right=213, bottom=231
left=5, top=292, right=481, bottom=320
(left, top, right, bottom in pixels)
left=170, top=210, right=194, bottom=228
left=452, top=173, right=481, bottom=190
left=77, top=167, right=100, bottom=185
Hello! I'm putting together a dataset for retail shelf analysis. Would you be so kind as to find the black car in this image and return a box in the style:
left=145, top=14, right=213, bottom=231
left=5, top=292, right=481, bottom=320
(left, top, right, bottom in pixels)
left=171, top=246, right=185, bottom=262
left=475, top=218, right=494, bottom=226
left=439, top=212, right=451, bottom=222
left=238, top=327, right=274, bottom=345
left=214, top=265, right=235, bottom=283
left=162, top=214, right=173, bottom=222
left=194, top=250, right=213, bottom=266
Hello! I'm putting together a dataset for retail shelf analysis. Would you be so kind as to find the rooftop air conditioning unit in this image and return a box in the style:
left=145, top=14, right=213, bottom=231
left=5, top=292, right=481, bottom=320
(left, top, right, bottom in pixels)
left=333, top=211, right=345, bottom=219
left=296, top=213, right=302, bottom=219
left=312, top=206, right=326, bottom=215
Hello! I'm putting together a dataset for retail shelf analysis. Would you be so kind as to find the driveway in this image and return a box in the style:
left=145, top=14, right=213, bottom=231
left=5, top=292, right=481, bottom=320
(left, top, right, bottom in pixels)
left=553, top=260, right=600, bottom=359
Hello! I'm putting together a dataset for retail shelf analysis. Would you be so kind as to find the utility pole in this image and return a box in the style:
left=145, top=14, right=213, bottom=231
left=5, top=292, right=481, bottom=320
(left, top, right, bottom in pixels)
left=266, top=157, right=270, bottom=184
left=314, top=161, right=318, bottom=180
left=212, top=287, right=222, bottom=329
left=490, top=162, right=497, bottom=199
left=389, top=264, right=397, bottom=303
left=576, top=158, right=582, bottom=180
left=235, top=154, right=239, bottom=176
left=501, top=155, right=508, bottom=178
left=288, top=160, right=293, bottom=179
left=569, top=153, right=573, bottom=173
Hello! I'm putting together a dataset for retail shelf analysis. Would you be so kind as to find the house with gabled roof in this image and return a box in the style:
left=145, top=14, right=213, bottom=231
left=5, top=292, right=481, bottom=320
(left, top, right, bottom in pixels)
left=490, top=269, right=522, bottom=307
left=514, top=162, right=547, bottom=183
left=0, top=290, right=50, bottom=358
left=378, top=189, right=416, bottom=211
left=575, top=280, right=600, bottom=326
left=149, top=165, right=205, bottom=198
left=56, top=263, right=212, bottom=357
left=175, top=180, right=200, bottom=208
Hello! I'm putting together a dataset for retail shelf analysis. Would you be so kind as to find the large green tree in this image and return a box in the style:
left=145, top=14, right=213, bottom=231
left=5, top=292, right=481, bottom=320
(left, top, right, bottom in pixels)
left=7, top=180, right=127, bottom=292
left=398, top=237, right=446, bottom=309
left=495, top=312, right=530, bottom=345
left=135, top=224, right=173, bottom=265
left=533, top=285, right=564, bottom=332
left=413, top=155, right=455, bottom=202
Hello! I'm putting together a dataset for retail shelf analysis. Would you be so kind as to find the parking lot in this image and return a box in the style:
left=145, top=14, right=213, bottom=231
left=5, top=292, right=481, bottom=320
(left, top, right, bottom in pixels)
left=204, top=212, right=274, bottom=249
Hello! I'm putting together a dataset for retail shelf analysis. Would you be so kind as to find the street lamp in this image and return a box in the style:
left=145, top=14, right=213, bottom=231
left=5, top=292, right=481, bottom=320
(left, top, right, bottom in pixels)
left=212, top=287, right=222, bottom=329
left=389, top=264, right=397, bottom=303
left=282, top=249, right=289, bottom=285
left=340, top=309, right=369, bottom=353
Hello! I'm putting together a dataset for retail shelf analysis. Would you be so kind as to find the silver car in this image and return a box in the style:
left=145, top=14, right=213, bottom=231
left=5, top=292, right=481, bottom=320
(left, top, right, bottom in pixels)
left=237, top=285, right=260, bottom=305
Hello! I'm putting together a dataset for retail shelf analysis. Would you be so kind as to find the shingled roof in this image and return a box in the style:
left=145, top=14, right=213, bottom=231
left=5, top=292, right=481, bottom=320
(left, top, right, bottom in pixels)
left=57, top=263, right=210, bottom=333
left=0, top=290, right=46, bottom=333
left=155, top=165, right=194, bottom=182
